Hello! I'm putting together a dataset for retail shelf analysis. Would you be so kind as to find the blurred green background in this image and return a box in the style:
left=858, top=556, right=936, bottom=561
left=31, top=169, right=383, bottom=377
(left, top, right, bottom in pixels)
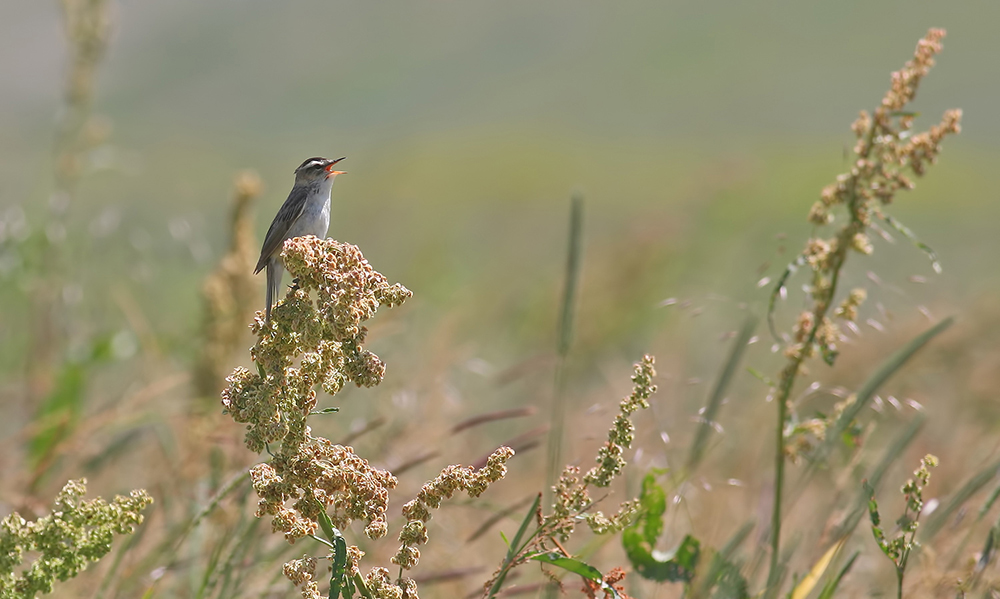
left=1, top=1, right=999, bottom=596
left=3, top=1, right=998, bottom=334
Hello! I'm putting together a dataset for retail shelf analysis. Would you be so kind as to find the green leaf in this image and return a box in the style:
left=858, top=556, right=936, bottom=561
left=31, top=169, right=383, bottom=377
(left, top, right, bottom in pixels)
left=638, top=473, right=667, bottom=544
left=711, top=558, right=750, bottom=599
left=530, top=553, right=620, bottom=598
left=557, top=195, right=584, bottom=357
left=622, top=474, right=700, bottom=582
left=317, top=507, right=338, bottom=542
left=819, top=343, right=838, bottom=367
left=508, top=494, right=541, bottom=557
left=530, top=552, right=604, bottom=581
left=329, top=532, right=348, bottom=599
left=864, top=482, right=891, bottom=557
left=310, top=407, right=341, bottom=415
left=486, top=494, right=541, bottom=599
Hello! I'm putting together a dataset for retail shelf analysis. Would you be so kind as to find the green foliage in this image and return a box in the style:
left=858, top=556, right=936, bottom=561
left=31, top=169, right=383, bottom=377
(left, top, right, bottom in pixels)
left=866, top=455, right=939, bottom=598
left=0, top=480, right=152, bottom=599
left=622, top=473, right=699, bottom=583
left=529, top=552, right=621, bottom=598
left=28, top=336, right=114, bottom=473
left=485, top=494, right=540, bottom=598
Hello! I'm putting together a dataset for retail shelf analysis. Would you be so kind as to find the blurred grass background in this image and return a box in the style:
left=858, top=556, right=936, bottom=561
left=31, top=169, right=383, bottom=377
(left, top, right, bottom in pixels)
left=1, top=1, right=1000, bottom=597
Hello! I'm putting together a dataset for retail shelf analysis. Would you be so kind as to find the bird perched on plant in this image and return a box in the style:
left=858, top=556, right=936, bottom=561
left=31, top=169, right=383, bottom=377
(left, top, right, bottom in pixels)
left=255, top=156, right=346, bottom=323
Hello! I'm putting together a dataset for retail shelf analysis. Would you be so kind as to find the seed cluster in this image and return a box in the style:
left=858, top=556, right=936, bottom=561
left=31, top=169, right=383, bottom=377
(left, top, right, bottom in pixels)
left=545, top=356, right=655, bottom=542
left=775, top=29, right=961, bottom=461
left=391, top=447, right=514, bottom=570
left=222, top=237, right=411, bottom=543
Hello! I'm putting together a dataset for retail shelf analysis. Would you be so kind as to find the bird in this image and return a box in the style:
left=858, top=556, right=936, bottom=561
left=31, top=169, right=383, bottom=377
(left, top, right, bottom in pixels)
left=255, top=156, right=346, bottom=324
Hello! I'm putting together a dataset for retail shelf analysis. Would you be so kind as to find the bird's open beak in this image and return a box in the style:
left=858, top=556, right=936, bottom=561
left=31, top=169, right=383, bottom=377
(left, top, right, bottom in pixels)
left=325, top=157, right=347, bottom=177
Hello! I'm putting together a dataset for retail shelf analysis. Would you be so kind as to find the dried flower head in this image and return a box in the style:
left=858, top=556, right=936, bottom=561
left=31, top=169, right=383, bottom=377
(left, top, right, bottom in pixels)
left=539, top=356, right=656, bottom=542
left=769, top=27, right=961, bottom=396
left=767, top=31, right=960, bottom=573
left=392, top=447, right=514, bottom=570
left=283, top=555, right=320, bottom=599
left=834, top=288, right=867, bottom=322
left=222, top=237, right=410, bottom=542
left=250, top=440, right=398, bottom=542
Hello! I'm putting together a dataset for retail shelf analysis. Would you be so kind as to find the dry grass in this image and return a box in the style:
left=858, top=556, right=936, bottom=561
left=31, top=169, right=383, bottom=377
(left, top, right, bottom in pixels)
left=1, top=15, right=998, bottom=599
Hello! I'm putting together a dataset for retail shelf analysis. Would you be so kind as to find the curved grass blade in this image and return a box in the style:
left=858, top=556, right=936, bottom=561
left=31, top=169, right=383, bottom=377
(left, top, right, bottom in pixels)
left=486, top=493, right=541, bottom=598
left=823, top=317, right=953, bottom=455
left=881, top=214, right=942, bottom=273
left=687, top=317, right=756, bottom=471
left=767, top=254, right=806, bottom=341
left=817, top=551, right=859, bottom=599
left=790, top=538, right=845, bottom=599
left=547, top=195, right=584, bottom=500
left=922, top=458, right=1000, bottom=539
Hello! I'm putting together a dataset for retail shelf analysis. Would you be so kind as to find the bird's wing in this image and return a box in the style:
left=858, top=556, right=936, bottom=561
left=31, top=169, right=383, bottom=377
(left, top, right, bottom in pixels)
left=254, top=185, right=310, bottom=274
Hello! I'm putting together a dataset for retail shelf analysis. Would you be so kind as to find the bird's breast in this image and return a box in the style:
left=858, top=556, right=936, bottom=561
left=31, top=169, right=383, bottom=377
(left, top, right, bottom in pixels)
left=288, top=188, right=332, bottom=240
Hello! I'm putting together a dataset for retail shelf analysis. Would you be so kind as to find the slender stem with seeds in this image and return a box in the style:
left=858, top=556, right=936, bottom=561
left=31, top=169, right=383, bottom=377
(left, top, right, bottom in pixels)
left=767, top=116, right=879, bottom=587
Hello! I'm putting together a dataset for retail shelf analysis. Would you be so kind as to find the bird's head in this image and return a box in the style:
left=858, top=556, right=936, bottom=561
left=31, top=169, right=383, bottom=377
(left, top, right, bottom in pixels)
left=294, top=156, right=346, bottom=183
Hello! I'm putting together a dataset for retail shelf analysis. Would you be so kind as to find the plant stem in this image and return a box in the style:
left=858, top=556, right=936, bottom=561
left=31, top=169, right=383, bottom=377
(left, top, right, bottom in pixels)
left=767, top=120, right=880, bottom=589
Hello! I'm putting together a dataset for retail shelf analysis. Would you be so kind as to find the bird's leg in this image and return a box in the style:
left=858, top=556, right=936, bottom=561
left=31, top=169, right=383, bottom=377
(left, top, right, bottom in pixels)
left=289, top=278, right=301, bottom=291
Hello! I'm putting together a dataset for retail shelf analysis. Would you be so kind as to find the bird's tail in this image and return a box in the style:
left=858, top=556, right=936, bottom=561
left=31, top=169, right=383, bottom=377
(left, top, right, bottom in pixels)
left=265, top=258, right=283, bottom=324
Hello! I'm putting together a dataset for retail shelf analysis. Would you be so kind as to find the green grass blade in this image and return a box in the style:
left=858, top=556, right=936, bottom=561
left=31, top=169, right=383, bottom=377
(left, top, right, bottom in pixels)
left=509, top=493, right=541, bottom=558
left=486, top=493, right=541, bottom=598
left=687, top=317, right=756, bottom=471
left=546, top=195, right=584, bottom=501
left=766, top=254, right=806, bottom=341
left=817, top=551, right=859, bottom=599
left=980, top=482, right=1000, bottom=519
left=868, top=416, right=926, bottom=490
left=824, top=317, right=953, bottom=453
left=557, top=194, right=584, bottom=358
